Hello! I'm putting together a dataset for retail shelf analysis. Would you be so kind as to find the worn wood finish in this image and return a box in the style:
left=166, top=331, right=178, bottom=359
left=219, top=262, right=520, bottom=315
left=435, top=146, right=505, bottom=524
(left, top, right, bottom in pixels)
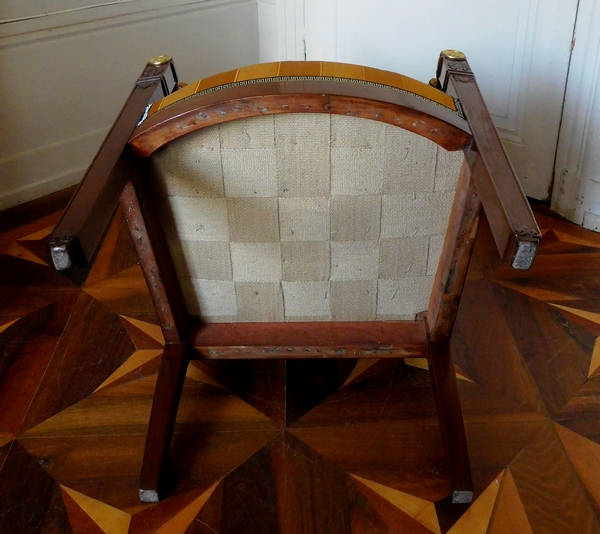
left=139, top=343, right=189, bottom=503
left=190, top=321, right=427, bottom=359
left=437, top=53, right=540, bottom=269
left=428, top=160, right=482, bottom=341
left=191, top=345, right=424, bottom=360
left=119, top=181, right=188, bottom=343
left=129, top=82, right=471, bottom=157
left=48, top=60, right=177, bottom=271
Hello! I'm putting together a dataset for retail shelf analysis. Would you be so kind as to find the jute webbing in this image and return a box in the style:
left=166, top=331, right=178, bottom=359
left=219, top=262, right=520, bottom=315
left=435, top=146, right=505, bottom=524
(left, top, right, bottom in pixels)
left=149, top=114, right=464, bottom=322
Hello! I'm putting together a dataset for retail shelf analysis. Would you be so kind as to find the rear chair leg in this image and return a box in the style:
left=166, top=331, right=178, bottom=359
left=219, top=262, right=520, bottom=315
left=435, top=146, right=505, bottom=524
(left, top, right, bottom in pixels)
left=427, top=340, right=473, bottom=504
left=139, top=343, right=189, bottom=503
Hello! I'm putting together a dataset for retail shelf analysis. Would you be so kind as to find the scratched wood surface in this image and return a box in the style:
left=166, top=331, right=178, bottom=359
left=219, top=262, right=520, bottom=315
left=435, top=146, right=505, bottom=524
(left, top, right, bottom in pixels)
left=1, top=202, right=600, bottom=533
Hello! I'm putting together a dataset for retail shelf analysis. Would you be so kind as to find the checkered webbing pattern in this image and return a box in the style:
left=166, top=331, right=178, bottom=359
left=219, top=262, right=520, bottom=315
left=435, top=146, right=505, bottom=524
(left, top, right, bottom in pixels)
left=149, top=114, right=464, bottom=322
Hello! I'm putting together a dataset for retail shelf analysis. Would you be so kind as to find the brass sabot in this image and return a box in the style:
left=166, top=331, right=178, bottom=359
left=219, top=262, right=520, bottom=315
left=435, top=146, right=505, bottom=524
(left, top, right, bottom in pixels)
left=148, top=55, right=172, bottom=66
left=441, top=50, right=466, bottom=61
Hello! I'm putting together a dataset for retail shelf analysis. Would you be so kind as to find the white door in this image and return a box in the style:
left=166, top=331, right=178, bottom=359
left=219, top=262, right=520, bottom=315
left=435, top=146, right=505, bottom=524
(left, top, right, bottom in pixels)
left=295, top=0, right=578, bottom=201
left=551, top=0, right=600, bottom=229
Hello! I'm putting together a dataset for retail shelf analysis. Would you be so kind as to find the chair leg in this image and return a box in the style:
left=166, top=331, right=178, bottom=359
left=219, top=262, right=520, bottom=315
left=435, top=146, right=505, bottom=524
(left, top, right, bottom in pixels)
left=427, top=340, right=473, bottom=504
left=139, top=343, right=188, bottom=503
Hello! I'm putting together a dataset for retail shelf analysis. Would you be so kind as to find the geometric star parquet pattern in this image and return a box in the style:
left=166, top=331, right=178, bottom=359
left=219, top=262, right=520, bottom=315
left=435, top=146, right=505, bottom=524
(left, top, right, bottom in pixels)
left=2, top=204, right=600, bottom=533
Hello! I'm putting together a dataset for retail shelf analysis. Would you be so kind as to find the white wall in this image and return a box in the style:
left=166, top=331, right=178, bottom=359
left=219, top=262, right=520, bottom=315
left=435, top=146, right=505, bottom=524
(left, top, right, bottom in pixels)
left=299, top=0, right=578, bottom=202
left=0, top=0, right=260, bottom=210
left=257, top=0, right=304, bottom=62
left=5, top=0, right=594, bottom=224
left=258, top=0, right=599, bottom=230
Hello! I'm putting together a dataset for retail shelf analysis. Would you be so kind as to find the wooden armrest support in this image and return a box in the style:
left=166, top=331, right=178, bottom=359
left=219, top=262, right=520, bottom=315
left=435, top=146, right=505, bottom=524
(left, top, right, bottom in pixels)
left=48, top=58, right=178, bottom=270
left=436, top=52, right=541, bottom=269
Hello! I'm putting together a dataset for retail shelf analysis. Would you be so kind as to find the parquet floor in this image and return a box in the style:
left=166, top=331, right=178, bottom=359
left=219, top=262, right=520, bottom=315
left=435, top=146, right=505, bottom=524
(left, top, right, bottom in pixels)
left=1, top=201, right=600, bottom=533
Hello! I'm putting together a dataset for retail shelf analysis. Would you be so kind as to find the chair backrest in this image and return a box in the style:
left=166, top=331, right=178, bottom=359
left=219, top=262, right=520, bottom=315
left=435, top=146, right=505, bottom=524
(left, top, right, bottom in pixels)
left=147, top=111, right=465, bottom=323
left=49, top=56, right=540, bottom=341
left=44, top=55, right=540, bottom=505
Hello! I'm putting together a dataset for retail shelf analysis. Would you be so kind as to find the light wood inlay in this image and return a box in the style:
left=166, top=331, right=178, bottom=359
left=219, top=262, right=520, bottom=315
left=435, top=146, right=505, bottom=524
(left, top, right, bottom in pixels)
left=153, top=481, right=220, bottom=534
left=342, top=359, right=379, bottom=386
left=61, top=485, right=131, bottom=534
left=3, top=199, right=600, bottom=531
left=147, top=60, right=457, bottom=118
left=488, top=470, right=533, bottom=534
left=0, top=318, right=19, bottom=334
left=352, top=474, right=441, bottom=534
left=6, top=242, right=48, bottom=266
left=185, top=362, right=227, bottom=389
left=555, top=423, right=600, bottom=512
left=447, top=472, right=503, bottom=533
left=549, top=303, right=600, bottom=325
left=94, top=349, right=163, bottom=392
left=121, top=315, right=165, bottom=345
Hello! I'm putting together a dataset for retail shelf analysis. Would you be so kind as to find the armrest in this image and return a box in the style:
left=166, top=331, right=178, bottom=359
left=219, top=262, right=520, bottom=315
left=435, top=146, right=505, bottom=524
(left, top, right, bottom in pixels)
left=48, top=56, right=179, bottom=270
left=436, top=50, right=541, bottom=270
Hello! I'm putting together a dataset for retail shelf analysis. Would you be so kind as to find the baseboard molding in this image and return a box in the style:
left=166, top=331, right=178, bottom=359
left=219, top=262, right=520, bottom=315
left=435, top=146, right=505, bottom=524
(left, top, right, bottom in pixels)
left=0, top=128, right=106, bottom=211
left=0, top=0, right=248, bottom=41
left=0, top=0, right=259, bottom=211
left=0, top=169, right=84, bottom=213
left=0, top=185, right=77, bottom=233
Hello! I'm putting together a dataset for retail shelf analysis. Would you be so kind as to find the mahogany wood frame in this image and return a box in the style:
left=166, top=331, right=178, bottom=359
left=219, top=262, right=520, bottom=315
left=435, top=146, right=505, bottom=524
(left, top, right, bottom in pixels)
left=49, top=59, right=179, bottom=270
left=48, top=53, right=541, bottom=506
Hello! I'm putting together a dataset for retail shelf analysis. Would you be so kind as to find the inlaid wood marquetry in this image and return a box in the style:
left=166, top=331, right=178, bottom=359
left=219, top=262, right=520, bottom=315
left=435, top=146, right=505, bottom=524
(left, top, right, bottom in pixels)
left=447, top=473, right=503, bottom=533
left=2, top=200, right=600, bottom=532
left=0, top=318, right=19, bottom=333
left=60, top=485, right=132, bottom=534
left=121, top=316, right=165, bottom=345
left=6, top=241, right=48, bottom=266
left=342, top=358, right=379, bottom=387
left=94, top=349, right=164, bottom=393
left=185, top=362, right=227, bottom=389
left=487, top=469, right=532, bottom=534
left=403, top=356, right=474, bottom=382
left=352, top=474, right=442, bottom=534
left=151, top=481, right=219, bottom=534
left=555, top=423, right=600, bottom=518
left=145, top=61, right=458, bottom=120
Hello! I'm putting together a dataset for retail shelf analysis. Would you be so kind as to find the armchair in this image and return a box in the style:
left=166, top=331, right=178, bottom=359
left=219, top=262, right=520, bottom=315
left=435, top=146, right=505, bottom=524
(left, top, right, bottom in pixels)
left=48, top=51, right=540, bottom=505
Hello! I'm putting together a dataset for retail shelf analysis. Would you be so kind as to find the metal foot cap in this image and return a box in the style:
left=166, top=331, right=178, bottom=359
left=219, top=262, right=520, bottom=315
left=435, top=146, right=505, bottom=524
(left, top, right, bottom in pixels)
left=139, top=489, right=159, bottom=503
left=452, top=490, right=473, bottom=504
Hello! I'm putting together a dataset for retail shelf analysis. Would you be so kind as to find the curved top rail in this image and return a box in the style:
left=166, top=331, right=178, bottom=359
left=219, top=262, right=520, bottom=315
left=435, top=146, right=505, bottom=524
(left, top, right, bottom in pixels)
left=129, top=61, right=472, bottom=157
left=149, top=61, right=458, bottom=116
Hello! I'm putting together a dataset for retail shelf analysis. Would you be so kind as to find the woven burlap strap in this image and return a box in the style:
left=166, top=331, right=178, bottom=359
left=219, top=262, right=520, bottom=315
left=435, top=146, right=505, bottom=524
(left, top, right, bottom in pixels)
left=150, top=113, right=463, bottom=322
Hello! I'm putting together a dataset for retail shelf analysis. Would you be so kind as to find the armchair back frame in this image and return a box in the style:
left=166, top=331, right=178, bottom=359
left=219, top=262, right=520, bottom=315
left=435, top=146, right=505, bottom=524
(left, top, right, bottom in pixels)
left=48, top=52, right=541, bottom=505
